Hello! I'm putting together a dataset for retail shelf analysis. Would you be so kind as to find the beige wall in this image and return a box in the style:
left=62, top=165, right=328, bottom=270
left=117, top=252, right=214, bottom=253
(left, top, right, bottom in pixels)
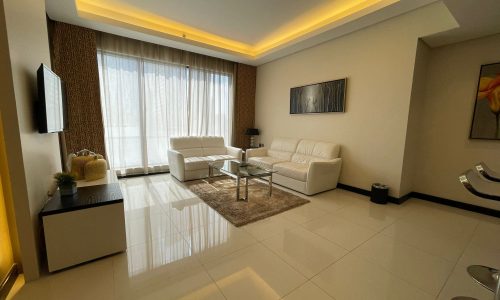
left=413, top=33, right=500, bottom=210
left=255, top=3, right=455, bottom=197
left=399, top=40, right=431, bottom=196
left=0, top=0, right=62, bottom=281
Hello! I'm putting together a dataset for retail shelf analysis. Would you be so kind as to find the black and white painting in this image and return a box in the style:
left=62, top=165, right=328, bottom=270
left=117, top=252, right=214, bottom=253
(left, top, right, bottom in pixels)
left=290, top=78, right=346, bottom=114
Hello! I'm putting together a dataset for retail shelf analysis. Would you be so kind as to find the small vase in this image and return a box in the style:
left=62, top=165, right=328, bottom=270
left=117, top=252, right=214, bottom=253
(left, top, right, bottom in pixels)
left=60, top=184, right=77, bottom=196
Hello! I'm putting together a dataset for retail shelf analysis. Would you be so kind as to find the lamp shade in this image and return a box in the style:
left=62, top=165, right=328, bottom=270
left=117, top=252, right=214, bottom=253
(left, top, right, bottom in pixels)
left=245, top=128, right=260, bottom=136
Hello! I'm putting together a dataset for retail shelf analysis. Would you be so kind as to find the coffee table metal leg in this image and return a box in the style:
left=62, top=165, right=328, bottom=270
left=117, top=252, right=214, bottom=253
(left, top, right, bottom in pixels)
left=236, top=176, right=240, bottom=201
left=244, top=178, right=249, bottom=201
left=269, top=174, right=272, bottom=197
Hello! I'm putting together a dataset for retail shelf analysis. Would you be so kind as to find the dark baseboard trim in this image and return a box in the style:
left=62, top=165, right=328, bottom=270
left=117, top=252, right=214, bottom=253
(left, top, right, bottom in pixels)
left=0, top=264, right=18, bottom=300
left=337, top=183, right=410, bottom=204
left=390, top=193, right=412, bottom=205
left=337, top=183, right=370, bottom=196
left=410, top=192, right=500, bottom=218
left=337, top=183, right=499, bottom=218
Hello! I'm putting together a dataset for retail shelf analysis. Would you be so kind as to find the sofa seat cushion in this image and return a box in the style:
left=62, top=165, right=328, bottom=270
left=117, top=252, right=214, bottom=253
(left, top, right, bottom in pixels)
left=273, top=162, right=308, bottom=181
left=205, top=154, right=234, bottom=161
left=248, top=156, right=286, bottom=170
left=184, top=157, right=211, bottom=171
left=203, top=147, right=228, bottom=156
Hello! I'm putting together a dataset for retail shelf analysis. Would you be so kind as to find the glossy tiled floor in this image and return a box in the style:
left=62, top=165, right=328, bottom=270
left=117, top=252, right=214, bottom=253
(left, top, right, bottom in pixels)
left=10, top=174, right=500, bottom=300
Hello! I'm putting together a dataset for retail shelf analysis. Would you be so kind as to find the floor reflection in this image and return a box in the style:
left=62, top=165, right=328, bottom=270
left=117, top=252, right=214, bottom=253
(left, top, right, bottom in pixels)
left=119, top=174, right=232, bottom=277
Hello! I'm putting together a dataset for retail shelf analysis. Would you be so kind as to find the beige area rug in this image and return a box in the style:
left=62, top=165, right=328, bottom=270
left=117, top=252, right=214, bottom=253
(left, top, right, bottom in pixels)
left=185, top=177, right=310, bottom=227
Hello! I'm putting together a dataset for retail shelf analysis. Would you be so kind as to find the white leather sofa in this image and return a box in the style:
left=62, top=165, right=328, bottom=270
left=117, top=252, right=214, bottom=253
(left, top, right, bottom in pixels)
left=246, top=137, right=342, bottom=195
left=167, top=136, right=242, bottom=181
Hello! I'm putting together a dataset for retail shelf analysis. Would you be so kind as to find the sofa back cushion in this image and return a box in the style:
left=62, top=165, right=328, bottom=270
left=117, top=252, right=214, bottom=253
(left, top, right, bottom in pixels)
left=169, top=136, right=203, bottom=157
left=268, top=137, right=300, bottom=161
left=201, top=136, right=227, bottom=156
left=291, top=139, right=340, bottom=164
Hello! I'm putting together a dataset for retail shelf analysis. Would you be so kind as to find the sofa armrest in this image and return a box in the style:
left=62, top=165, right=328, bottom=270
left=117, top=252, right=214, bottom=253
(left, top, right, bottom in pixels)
left=306, top=158, right=342, bottom=195
left=246, top=147, right=267, bottom=158
left=226, top=146, right=243, bottom=160
left=167, top=149, right=185, bottom=181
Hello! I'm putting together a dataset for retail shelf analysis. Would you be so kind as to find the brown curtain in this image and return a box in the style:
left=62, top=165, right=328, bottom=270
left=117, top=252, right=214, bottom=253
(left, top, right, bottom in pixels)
left=233, top=63, right=257, bottom=149
left=49, top=21, right=106, bottom=160
left=49, top=19, right=256, bottom=157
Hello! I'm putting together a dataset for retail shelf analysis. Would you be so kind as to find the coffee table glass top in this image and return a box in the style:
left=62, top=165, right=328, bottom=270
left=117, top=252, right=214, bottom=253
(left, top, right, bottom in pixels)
left=209, top=160, right=274, bottom=178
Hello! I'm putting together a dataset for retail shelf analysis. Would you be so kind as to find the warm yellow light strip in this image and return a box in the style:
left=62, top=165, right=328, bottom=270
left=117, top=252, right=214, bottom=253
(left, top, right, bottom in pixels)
left=75, top=0, right=394, bottom=58
left=255, top=0, right=395, bottom=54
left=0, top=115, right=14, bottom=286
left=76, top=0, right=255, bottom=56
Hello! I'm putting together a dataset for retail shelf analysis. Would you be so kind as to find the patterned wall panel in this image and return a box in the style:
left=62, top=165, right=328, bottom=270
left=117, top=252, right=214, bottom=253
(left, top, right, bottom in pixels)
left=234, top=64, right=257, bottom=149
left=50, top=21, right=106, bottom=158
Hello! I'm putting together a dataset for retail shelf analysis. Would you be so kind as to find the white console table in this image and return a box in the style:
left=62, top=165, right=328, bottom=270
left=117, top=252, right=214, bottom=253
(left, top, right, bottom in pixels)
left=40, top=170, right=126, bottom=272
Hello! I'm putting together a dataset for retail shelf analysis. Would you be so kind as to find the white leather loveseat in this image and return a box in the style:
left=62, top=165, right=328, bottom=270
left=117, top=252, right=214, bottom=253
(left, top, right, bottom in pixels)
left=246, top=137, right=342, bottom=195
left=168, top=136, right=242, bottom=181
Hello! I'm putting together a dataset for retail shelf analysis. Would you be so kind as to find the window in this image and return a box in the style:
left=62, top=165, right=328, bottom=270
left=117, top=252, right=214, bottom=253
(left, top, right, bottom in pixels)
left=98, top=51, right=233, bottom=175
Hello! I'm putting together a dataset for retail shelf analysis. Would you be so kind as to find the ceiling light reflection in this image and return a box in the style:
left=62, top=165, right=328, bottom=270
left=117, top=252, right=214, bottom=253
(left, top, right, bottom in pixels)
left=75, top=0, right=397, bottom=58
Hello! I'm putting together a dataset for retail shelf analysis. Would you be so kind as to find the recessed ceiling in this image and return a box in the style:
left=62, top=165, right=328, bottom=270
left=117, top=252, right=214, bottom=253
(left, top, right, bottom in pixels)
left=74, top=0, right=404, bottom=57
left=423, top=0, right=500, bottom=47
left=45, top=0, right=500, bottom=65
left=94, top=0, right=380, bottom=46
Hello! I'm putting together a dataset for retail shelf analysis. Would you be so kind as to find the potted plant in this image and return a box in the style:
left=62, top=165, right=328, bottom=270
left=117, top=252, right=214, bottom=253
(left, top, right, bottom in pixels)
left=54, top=172, right=77, bottom=196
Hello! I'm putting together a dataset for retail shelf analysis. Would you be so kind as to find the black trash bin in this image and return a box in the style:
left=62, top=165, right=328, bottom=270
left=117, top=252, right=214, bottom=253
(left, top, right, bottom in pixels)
left=370, top=183, right=388, bottom=204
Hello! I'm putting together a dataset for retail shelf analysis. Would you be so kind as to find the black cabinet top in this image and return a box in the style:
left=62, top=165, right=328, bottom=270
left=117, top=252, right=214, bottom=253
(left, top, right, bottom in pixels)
left=40, top=183, right=123, bottom=217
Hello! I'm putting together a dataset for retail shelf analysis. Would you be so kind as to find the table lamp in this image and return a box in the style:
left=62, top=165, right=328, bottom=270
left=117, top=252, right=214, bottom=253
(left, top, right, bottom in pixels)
left=245, top=128, right=260, bottom=148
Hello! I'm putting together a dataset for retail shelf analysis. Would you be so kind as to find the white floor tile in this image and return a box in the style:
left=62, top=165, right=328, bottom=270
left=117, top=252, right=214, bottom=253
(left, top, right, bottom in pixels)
left=113, top=233, right=201, bottom=290
left=183, top=222, right=258, bottom=264
left=282, top=281, right=334, bottom=300
left=458, top=243, right=500, bottom=270
left=351, top=234, right=455, bottom=296
left=280, top=203, right=329, bottom=224
left=205, top=244, right=307, bottom=300
left=399, top=204, right=479, bottom=239
left=13, top=259, right=115, bottom=300
left=468, top=220, right=500, bottom=251
left=242, top=214, right=299, bottom=241
left=125, top=213, right=179, bottom=246
left=116, top=267, right=225, bottom=300
left=262, top=226, right=347, bottom=278
left=313, top=253, right=434, bottom=300
left=332, top=202, right=399, bottom=231
left=13, top=174, right=497, bottom=300
left=437, top=264, right=494, bottom=300
left=302, top=214, right=378, bottom=250
left=307, top=189, right=363, bottom=213
left=168, top=201, right=223, bottom=232
left=381, top=219, right=471, bottom=262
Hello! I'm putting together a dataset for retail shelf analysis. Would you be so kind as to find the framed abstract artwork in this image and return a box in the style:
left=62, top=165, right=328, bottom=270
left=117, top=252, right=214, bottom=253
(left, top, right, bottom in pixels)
left=470, top=62, right=500, bottom=140
left=290, top=78, right=346, bottom=114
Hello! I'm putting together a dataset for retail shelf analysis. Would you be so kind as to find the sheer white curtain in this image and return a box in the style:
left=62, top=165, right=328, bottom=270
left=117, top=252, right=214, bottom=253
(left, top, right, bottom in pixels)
left=97, top=35, right=234, bottom=176
left=188, top=66, right=233, bottom=138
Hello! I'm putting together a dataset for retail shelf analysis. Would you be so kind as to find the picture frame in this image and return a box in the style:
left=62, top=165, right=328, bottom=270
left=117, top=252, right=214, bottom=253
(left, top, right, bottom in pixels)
left=290, top=78, right=347, bottom=114
left=470, top=62, right=500, bottom=140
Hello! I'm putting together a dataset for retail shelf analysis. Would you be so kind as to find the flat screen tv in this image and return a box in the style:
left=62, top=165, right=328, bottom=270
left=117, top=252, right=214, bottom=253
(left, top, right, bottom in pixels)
left=290, top=78, right=347, bottom=114
left=37, top=64, right=67, bottom=133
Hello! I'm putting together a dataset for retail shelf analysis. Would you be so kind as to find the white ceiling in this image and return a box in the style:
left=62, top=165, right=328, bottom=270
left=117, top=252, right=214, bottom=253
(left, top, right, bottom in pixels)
left=423, top=0, right=500, bottom=47
left=45, top=0, right=500, bottom=66
left=104, top=0, right=367, bottom=46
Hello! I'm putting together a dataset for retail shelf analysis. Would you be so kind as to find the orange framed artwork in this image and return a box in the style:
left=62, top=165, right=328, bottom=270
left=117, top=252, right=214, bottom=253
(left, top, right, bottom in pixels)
left=470, top=62, right=500, bottom=140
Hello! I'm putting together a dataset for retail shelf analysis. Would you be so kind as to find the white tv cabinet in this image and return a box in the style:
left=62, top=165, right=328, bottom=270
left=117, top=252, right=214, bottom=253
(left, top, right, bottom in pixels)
left=40, top=171, right=126, bottom=272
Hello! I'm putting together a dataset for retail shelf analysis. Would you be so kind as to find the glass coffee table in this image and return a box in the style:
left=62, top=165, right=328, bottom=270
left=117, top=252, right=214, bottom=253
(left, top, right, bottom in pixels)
left=208, top=160, right=275, bottom=201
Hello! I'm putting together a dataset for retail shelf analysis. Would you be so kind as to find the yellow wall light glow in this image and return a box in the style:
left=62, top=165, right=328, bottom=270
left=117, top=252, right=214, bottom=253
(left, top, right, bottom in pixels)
left=75, top=0, right=395, bottom=58
left=0, top=115, right=15, bottom=288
